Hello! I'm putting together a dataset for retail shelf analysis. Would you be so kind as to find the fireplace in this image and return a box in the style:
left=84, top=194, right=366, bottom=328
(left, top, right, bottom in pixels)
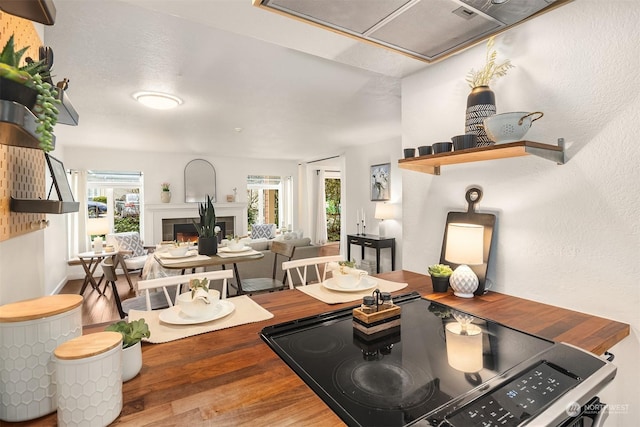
left=162, top=216, right=234, bottom=243
left=173, top=222, right=227, bottom=244
left=145, top=202, right=247, bottom=245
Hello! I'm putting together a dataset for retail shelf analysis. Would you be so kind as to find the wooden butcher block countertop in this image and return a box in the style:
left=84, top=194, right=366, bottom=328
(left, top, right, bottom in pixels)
left=17, top=270, right=629, bottom=426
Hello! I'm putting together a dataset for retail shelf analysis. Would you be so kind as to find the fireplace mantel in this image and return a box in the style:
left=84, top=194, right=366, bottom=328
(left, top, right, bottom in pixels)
left=144, top=203, right=248, bottom=244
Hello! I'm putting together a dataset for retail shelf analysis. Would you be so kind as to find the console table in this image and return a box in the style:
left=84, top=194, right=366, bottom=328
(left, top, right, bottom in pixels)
left=346, top=234, right=395, bottom=273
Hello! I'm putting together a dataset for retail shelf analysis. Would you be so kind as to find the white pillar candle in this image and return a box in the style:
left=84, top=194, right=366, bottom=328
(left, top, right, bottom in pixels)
left=93, top=236, right=103, bottom=253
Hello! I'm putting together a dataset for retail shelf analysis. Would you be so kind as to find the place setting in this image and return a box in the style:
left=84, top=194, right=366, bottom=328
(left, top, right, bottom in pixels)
left=217, top=241, right=261, bottom=258
left=127, top=281, right=274, bottom=343
left=296, top=265, right=408, bottom=304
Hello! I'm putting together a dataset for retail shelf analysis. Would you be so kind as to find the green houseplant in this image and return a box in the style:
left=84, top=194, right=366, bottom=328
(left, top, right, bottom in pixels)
left=0, top=35, right=60, bottom=152
left=193, top=195, right=219, bottom=255
left=105, top=318, right=150, bottom=382
left=428, top=264, right=453, bottom=293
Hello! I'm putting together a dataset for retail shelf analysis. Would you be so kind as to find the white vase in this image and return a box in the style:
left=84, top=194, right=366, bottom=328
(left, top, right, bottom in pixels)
left=122, top=341, right=142, bottom=382
left=160, top=191, right=171, bottom=203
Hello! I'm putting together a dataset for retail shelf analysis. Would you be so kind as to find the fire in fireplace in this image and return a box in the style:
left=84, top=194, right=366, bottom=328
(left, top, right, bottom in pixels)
left=173, top=222, right=226, bottom=243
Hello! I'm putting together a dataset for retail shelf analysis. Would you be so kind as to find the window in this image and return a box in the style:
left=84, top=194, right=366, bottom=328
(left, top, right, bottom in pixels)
left=247, top=175, right=292, bottom=230
left=86, top=170, right=144, bottom=234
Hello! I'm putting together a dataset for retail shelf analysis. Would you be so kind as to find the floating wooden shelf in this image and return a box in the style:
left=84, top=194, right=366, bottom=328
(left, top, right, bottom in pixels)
left=398, top=139, right=566, bottom=175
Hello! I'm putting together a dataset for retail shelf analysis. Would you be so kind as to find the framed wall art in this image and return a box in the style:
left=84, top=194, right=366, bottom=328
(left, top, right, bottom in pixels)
left=370, top=163, right=390, bottom=201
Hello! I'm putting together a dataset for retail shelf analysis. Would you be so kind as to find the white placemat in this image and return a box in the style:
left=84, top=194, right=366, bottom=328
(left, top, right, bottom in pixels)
left=128, top=295, right=274, bottom=343
left=296, top=278, right=408, bottom=304
left=216, top=249, right=261, bottom=258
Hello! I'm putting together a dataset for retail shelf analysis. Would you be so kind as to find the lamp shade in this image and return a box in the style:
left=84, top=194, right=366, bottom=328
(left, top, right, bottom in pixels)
left=445, top=322, right=483, bottom=372
left=86, top=218, right=109, bottom=236
left=374, top=203, right=394, bottom=220
left=444, top=223, right=484, bottom=265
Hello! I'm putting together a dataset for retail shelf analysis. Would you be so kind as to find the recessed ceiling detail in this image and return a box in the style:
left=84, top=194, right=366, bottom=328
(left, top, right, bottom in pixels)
left=254, top=0, right=572, bottom=63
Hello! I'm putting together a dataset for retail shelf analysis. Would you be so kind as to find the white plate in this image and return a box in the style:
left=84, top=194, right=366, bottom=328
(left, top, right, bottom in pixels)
left=157, top=250, right=198, bottom=259
left=158, top=300, right=235, bottom=325
left=322, top=277, right=378, bottom=293
left=220, top=246, right=251, bottom=253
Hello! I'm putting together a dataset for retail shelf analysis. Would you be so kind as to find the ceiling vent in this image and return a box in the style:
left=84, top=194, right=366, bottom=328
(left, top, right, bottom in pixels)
left=253, top=0, right=571, bottom=63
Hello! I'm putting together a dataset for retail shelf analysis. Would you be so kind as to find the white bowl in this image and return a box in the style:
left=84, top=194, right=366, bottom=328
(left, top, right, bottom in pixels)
left=168, top=245, right=189, bottom=257
left=176, top=290, right=220, bottom=318
left=332, top=269, right=368, bottom=289
left=483, top=111, right=543, bottom=144
left=227, top=241, right=245, bottom=251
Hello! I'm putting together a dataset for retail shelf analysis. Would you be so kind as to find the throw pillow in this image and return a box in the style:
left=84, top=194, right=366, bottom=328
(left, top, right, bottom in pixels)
left=107, top=232, right=146, bottom=258
left=251, top=224, right=276, bottom=240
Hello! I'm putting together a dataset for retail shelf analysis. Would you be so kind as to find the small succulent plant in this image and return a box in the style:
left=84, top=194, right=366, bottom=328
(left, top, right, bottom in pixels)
left=105, top=319, right=150, bottom=349
left=428, top=264, right=453, bottom=277
left=0, top=35, right=60, bottom=152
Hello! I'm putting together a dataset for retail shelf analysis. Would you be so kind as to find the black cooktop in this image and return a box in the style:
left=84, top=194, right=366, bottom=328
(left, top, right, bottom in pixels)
left=260, top=293, right=556, bottom=426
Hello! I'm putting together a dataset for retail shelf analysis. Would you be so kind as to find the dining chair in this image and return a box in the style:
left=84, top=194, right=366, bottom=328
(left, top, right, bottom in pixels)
left=111, top=270, right=234, bottom=318
left=240, top=241, right=295, bottom=295
left=282, top=255, right=343, bottom=289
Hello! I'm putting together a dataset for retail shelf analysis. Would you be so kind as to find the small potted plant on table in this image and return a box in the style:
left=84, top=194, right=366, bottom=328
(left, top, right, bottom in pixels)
left=193, top=195, right=220, bottom=255
left=105, top=318, right=150, bottom=382
left=428, top=264, right=453, bottom=293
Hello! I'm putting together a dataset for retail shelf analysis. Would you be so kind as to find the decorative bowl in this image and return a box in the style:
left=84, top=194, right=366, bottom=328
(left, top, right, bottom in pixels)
left=333, top=270, right=368, bottom=289
left=169, top=245, right=189, bottom=257
left=451, top=134, right=477, bottom=151
left=432, top=142, right=453, bottom=154
left=483, top=111, right=543, bottom=144
left=227, top=241, right=245, bottom=251
left=177, top=290, right=220, bottom=318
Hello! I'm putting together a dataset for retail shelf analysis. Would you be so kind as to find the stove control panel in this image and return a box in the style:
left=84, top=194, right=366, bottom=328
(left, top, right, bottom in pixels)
left=445, top=362, right=580, bottom=427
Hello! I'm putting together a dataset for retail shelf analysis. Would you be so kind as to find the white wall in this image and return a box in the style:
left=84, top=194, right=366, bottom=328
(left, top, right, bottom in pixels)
left=345, top=138, right=403, bottom=272
left=0, top=148, right=299, bottom=302
left=401, top=1, right=639, bottom=424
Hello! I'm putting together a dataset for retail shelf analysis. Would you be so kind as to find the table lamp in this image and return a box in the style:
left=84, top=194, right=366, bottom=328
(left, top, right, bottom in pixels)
left=87, top=217, right=109, bottom=253
left=444, top=223, right=484, bottom=298
left=374, top=202, right=394, bottom=237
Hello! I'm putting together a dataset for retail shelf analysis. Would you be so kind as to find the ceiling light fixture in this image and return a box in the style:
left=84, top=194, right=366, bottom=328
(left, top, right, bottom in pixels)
left=133, top=91, right=183, bottom=110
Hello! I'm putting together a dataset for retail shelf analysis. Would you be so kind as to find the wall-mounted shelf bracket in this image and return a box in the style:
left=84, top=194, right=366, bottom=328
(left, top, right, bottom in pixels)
left=524, top=138, right=566, bottom=165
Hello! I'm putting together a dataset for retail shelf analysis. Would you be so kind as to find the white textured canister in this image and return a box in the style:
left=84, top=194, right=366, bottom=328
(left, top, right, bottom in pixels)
left=54, top=331, right=123, bottom=427
left=0, top=294, right=83, bottom=422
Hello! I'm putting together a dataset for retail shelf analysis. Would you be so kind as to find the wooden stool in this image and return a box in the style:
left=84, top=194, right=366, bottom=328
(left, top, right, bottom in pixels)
left=54, top=331, right=123, bottom=427
left=0, top=295, right=83, bottom=422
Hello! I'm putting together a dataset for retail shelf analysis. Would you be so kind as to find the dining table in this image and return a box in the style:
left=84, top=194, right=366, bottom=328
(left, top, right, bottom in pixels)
left=10, top=270, right=630, bottom=426
left=152, top=247, right=264, bottom=295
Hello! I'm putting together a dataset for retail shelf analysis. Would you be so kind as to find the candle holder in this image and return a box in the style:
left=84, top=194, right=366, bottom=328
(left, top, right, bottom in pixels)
left=356, top=222, right=361, bottom=235
left=362, top=224, right=366, bottom=236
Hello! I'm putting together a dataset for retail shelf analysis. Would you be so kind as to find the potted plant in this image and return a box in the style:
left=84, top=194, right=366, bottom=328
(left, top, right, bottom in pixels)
left=193, top=194, right=220, bottom=255
left=105, top=318, right=150, bottom=382
left=428, top=264, right=453, bottom=293
left=0, top=35, right=60, bottom=152
left=160, top=182, right=171, bottom=203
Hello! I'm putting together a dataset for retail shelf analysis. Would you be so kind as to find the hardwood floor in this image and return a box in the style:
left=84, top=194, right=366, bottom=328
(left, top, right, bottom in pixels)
left=59, top=242, right=342, bottom=326
left=59, top=274, right=139, bottom=326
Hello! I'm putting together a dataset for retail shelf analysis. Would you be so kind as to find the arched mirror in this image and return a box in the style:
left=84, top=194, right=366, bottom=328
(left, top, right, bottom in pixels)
left=184, top=159, right=216, bottom=203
